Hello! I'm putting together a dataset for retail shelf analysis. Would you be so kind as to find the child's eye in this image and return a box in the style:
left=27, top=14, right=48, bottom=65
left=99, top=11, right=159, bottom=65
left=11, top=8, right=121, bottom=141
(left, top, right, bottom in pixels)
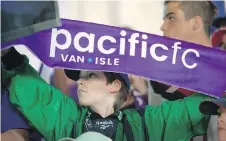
left=88, top=73, right=96, bottom=79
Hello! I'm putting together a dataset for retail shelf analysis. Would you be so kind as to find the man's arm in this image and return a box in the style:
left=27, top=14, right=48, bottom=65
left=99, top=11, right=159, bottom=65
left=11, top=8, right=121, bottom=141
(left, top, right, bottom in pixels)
left=145, top=93, right=211, bottom=141
left=1, top=48, right=79, bottom=141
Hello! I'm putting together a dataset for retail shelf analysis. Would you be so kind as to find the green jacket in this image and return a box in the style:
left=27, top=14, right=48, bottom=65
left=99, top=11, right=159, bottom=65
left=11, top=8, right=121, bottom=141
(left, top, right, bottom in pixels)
left=2, top=53, right=210, bottom=141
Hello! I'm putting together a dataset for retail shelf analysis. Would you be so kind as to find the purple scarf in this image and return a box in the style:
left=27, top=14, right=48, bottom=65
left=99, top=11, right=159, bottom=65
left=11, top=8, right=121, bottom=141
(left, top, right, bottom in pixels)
left=2, top=19, right=226, bottom=98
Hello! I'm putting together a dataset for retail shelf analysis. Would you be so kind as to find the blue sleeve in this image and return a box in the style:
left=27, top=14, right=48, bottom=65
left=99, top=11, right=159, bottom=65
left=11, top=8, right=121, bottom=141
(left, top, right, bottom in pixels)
left=1, top=88, right=31, bottom=133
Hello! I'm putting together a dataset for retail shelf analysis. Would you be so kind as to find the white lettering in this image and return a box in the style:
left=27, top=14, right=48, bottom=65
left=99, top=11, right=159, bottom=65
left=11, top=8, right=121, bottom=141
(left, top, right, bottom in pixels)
left=77, top=56, right=84, bottom=63
left=74, top=32, right=95, bottom=52
left=61, top=54, right=84, bottom=63
left=95, top=57, right=98, bottom=64
left=100, top=58, right=105, bottom=65
left=141, top=34, right=148, bottom=58
left=69, top=55, right=76, bottom=62
left=182, top=49, right=200, bottom=69
left=61, top=54, right=69, bottom=62
left=50, top=29, right=200, bottom=69
left=95, top=57, right=120, bottom=65
left=172, top=42, right=182, bottom=64
left=107, top=59, right=113, bottom=65
left=115, top=58, right=120, bottom=65
left=128, top=33, right=139, bottom=56
left=97, top=36, right=116, bottom=54
left=119, top=30, right=127, bottom=55
left=150, top=44, right=168, bottom=61
left=50, top=28, right=72, bottom=58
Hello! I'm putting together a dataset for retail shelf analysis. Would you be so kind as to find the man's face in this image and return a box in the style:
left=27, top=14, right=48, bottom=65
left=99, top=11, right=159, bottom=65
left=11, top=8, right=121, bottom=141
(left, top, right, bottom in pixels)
left=218, top=107, right=226, bottom=141
left=161, top=2, right=194, bottom=41
left=77, top=71, right=110, bottom=106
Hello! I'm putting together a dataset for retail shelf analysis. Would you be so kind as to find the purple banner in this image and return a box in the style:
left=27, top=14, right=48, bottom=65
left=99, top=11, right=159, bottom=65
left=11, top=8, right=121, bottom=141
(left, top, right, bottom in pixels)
left=2, top=19, right=226, bottom=98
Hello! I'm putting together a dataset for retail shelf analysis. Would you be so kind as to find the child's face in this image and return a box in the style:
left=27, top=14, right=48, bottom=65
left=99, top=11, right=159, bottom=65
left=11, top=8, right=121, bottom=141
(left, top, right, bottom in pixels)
left=76, top=71, right=120, bottom=107
left=76, top=71, right=109, bottom=106
left=218, top=107, right=226, bottom=141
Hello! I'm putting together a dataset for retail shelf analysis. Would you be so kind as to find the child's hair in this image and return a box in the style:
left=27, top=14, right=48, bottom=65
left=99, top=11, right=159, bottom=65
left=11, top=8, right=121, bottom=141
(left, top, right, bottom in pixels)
left=104, top=72, right=129, bottom=111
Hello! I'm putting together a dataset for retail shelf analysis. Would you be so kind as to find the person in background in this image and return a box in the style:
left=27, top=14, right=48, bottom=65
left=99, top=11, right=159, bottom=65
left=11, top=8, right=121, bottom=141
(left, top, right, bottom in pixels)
left=211, top=15, right=226, bottom=50
left=212, top=16, right=226, bottom=29
left=160, top=1, right=217, bottom=141
left=154, top=0, right=217, bottom=102
left=150, top=1, right=217, bottom=102
left=211, top=29, right=226, bottom=50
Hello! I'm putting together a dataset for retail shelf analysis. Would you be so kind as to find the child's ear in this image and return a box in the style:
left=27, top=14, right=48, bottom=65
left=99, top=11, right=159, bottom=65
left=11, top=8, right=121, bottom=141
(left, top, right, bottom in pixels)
left=108, top=80, right=121, bottom=93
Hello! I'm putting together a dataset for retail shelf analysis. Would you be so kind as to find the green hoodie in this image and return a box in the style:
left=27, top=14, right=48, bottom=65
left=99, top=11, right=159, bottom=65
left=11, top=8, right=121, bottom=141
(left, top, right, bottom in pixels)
left=1, top=51, right=210, bottom=141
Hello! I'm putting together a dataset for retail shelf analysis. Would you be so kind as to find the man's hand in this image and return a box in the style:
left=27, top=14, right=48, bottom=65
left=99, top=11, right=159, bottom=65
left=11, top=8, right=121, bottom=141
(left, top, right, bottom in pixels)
left=129, top=74, right=148, bottom=95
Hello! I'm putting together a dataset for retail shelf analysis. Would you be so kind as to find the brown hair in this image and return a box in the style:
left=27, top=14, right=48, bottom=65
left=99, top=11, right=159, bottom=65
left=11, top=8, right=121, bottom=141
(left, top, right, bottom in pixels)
left=104, top=72, right=129, bottom=111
